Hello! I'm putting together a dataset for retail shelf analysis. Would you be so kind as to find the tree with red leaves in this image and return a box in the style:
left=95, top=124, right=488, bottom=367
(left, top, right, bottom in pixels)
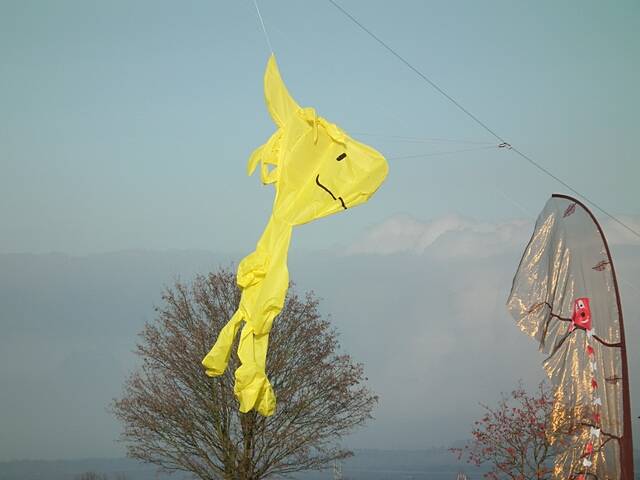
left=451, top=382, right=561, bottom=480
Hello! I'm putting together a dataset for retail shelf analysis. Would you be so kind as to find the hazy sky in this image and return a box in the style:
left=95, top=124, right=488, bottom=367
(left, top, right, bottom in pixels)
left=1, top=0, right=639, bottom=254
left=1, top=0, right=639, bottom=464
left=1, top=217, right=639, bottom=462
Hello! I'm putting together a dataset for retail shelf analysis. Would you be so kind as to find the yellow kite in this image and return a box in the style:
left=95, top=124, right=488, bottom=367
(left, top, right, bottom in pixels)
left=202, top=55, right=388, bottom=416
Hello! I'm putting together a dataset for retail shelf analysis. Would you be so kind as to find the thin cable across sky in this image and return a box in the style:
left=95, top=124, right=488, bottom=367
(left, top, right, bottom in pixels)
left=324, top=0, right=640, bottom=241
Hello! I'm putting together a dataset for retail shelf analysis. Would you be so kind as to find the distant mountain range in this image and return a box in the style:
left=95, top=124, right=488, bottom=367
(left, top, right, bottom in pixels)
left=1, top=241, right=638, bottom=471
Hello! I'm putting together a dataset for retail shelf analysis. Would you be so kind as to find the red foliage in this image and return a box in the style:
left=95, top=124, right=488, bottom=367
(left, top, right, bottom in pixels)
left=450, top=382, right=558, bottom=480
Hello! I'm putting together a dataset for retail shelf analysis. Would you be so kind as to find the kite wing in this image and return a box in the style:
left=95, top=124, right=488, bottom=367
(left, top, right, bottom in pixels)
left=507, top=194, right=634, bottom=480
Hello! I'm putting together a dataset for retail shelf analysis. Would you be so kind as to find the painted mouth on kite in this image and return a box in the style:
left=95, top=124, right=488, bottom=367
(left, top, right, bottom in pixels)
left=315, top=174, right=347, bottom=210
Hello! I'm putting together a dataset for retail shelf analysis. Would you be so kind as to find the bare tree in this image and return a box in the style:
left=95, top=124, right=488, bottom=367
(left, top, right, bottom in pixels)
left=112, top=268, right=377, bottom=480
left=451, top=382, right=560, bottom=480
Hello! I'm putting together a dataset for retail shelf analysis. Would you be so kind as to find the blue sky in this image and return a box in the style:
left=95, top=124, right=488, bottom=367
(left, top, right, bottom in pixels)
left=1, top=0, right=639, bottom=463
left=1, top=0, right=639, bottom=254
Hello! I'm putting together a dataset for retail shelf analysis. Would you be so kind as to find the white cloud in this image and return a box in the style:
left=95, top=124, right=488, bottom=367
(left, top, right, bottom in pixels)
left=346, top=213, right=532, bottom=258
left=346, top=211, right=640, bottom=259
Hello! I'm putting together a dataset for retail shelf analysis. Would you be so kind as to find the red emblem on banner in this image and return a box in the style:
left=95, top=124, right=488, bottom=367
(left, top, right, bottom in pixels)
left=571, top=297, right=592, bottom=331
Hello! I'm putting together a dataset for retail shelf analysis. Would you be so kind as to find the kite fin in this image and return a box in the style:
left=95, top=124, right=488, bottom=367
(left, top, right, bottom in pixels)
left=264, top=54, right=300, bottom=128
left=247, top=130, right=283, bottom=185
left=247, top=145, right=264, bottom=176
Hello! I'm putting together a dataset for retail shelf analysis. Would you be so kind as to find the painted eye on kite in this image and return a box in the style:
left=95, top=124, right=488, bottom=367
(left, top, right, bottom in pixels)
left=336, top=153, right=347, bottom=162
left=578, top=300, right=585, bottom=309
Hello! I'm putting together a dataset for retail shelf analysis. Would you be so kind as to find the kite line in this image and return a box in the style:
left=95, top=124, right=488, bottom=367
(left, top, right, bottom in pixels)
left=351, top=133, right=494, bottom=145
left=252, top=0, right=274, bottom=54
left=326, top=0, right=640, bottom=241
left=387, top=145, right=498, bottom=161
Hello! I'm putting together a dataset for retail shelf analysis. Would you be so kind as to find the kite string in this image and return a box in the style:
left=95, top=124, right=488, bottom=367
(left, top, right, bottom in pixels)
left=352, top=132, right=494, bottom=145
left=619, top=276, right=640, bottom=295
left=252, top=0, right=273, bottom=54
left=326, top=0, right=640, bottom=242
left=387, top=145, right=498, bottom=160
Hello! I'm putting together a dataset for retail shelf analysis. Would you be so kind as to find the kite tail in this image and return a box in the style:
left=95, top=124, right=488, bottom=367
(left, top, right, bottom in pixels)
left=202, top=309, right=244, bottom=377
left=202, top=215, right=292, bottom=416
